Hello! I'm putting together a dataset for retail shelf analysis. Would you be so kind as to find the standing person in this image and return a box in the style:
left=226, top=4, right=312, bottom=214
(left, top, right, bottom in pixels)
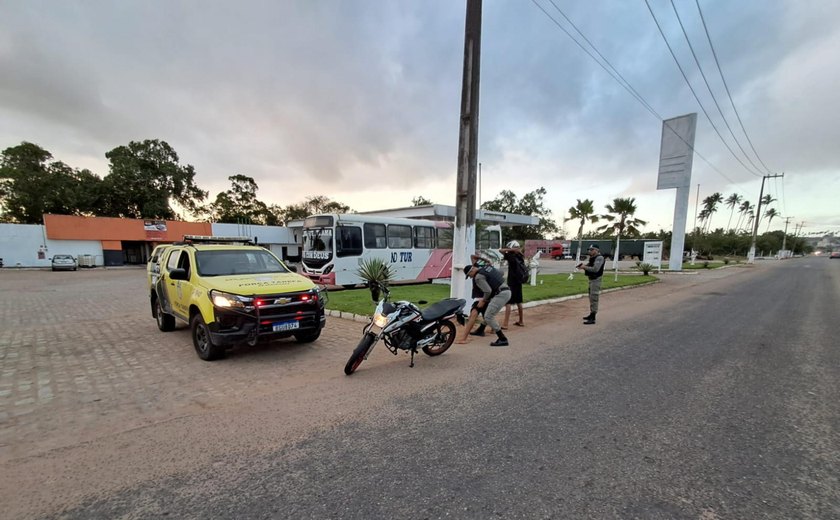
left=577, top=244, right=605, bottom=325
left=500, top=240, right=526, bottom=329
left=460, top=260, right=511, bottom=346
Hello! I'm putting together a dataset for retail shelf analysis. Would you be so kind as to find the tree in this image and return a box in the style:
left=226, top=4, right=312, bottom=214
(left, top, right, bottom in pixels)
left=412, top=196, right=432, bottom=206
left=597, top=197, right=647, bottom=265
left=724, top=193, right=743, bottom=232
left=764, top=207, right=780, bottom=233
left=564, top=199, right=599, bottom=262
left=209, top=174, right=273, bottom=224
left=481, top=187, right=559, bottom=240
left=752, top=194, right=777, bottom=233
left=277, top=195, right=353, bottom=224
left=735, top=200, right=752, bottom=232
left=0, top=142, right=104, bottom=223
left=700, top=192, right=724, bottom=232
left=101, top=139, right=207, bottom=220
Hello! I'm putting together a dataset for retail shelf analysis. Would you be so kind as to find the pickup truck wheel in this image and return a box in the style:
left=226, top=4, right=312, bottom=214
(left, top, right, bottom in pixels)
left=191, top=313, right=225, bottom=361
left=155, top=299, right=176, bottom=332
left=293, top=328, right=322, bottom=343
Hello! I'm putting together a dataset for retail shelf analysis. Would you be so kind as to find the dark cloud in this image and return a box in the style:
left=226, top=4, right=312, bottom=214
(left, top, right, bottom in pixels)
left=0, top=0, right=837, bottom=233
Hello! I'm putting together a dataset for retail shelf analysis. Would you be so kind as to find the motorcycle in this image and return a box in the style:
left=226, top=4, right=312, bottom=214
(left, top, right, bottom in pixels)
left=344, top=281, right=467, bottom=375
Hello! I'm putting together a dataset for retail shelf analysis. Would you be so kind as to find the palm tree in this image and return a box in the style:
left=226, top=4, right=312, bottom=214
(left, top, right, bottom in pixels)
left=564, top=199, right=599, bottom=263
left=700, top=192, right=724, bottom=232
left=724, top=193, right=743, bottom=232
left=743, top=204, right=756, bottom=233
left=764, top=208, right=780, bottom=233
left=753, top=194, right=777, bottom=232
left=735, top=200, right=752, bottom=232
left=597, top=197, right=648, bottom=269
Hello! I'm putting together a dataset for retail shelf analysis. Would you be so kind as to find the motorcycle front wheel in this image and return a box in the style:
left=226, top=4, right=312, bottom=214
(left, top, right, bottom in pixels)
left=422, top=320, right=456, bottom=356
left=344, top=333, right=376, bottom=375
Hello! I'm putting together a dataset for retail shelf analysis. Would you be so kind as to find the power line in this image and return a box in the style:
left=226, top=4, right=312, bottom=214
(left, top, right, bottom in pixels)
left=528, top=0, right=737, bottom=184
left=645, top=0, right=763, bottom=178
left=694, top=0, right=776, bottom=175
left=669, top=0, right=763, bottom=177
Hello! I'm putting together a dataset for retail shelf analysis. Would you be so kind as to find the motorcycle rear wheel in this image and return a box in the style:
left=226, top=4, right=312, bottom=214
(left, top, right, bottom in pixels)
left=344, top=333, right=375, bottom=375
left=422, top=320, right=456, bottom=356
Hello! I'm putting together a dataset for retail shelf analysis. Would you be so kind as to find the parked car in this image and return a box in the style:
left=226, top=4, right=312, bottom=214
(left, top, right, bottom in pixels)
left=150, top=236, right=327, bottom=361
left=830, top=251, right=840, bottom=259
left=51, top=254, right=78, bottom=271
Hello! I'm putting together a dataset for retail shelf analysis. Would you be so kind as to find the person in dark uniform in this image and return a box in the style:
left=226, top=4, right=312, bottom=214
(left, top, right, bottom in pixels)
left=577, top=244, right=605, bottom=325
left=457, top=257, right=511, bottom=346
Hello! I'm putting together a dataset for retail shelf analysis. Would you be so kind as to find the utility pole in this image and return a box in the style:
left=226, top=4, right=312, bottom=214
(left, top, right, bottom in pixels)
left=691, top=183, right=700, bottom=264
left=780, top=216, right=792, bottom=259
left=451, top=0, right=482, bottom=300
left=748, top=172, right=784, bottom=263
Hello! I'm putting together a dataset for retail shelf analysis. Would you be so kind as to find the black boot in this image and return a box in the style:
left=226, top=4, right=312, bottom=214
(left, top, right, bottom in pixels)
left=582, top=313, right=593, bottom=320
left=469, top=324, right=486, bottom=336
left=583, top=312, right=597, bottom=325
left=490, top=331, right=509, bottom=347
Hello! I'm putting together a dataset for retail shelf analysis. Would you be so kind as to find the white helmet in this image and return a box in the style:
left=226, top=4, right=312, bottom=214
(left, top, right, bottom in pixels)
left=506, top=240, right=520, bottom=249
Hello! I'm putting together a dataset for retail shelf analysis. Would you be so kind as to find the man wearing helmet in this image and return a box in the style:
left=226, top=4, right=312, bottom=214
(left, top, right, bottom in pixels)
left=499, top=240, right=526, bottom=329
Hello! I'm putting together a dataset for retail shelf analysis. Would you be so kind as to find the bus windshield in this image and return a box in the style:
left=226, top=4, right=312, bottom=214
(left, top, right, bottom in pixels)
left=302, top=227, right=334, bottom=266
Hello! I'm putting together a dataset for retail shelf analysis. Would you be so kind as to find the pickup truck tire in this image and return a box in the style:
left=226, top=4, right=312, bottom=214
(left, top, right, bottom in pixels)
left=191, top=313, right=225, bottom=361
left=154, top=299, right=176, bottom=332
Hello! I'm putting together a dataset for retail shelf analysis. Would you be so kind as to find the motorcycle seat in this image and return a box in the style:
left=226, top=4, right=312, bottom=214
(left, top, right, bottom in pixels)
left=421, top=298, right=466, bottom=322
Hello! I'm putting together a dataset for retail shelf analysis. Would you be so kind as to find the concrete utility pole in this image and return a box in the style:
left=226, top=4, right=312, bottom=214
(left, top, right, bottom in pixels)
left=691, top=183, right=700, bottom=265
left=451, top=0, right=482, bottom=300
left=780, top=216, right=792, bottom=258
left=748, top=172, right=784, bottom=263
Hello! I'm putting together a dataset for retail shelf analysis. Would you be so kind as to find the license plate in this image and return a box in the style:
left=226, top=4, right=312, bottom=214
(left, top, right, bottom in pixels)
left=272, top=320, right=300, bottom=332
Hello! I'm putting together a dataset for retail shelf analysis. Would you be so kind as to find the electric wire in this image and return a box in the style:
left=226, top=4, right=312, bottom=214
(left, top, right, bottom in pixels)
left=695, top=0, right=775, bottom=175
left=645, top=0, right=762, bottom=179
left=528, top=0, right=737, bottom=184
left=669, top=0, right=763, bottom=177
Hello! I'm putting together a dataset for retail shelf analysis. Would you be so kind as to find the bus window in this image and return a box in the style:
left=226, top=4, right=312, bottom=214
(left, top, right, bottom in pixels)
left=478, top=228, right=502, bottom=250
left=364, top=223, right=387, bottom=249
left=437, top=227, right=453, bottom=249
left=414, top=226, right=435, bottom=249
left=336, top=226, right=363, bottom=257
left=388, top=224, right=412, bottom=249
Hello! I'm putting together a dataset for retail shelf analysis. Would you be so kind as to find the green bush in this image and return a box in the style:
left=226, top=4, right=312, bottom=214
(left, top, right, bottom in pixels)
left=637, top=262, right=655, bottom=275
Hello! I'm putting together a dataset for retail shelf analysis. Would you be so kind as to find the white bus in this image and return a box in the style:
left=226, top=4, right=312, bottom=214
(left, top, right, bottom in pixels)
left=300, top=213, right=502, bottom=287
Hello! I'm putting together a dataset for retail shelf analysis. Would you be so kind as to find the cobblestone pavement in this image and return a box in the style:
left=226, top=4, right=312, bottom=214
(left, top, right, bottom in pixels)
left=0, top=266, right=669, bottom=462
left=0, top=267, right=368, bottom=461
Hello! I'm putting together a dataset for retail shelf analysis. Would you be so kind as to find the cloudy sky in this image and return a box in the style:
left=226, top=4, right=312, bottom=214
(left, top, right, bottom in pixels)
left=1, top=0, right=838, bottom=236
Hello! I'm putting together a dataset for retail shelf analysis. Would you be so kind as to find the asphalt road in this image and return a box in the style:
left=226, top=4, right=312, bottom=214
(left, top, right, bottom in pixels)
left=27, top=259, right=840, bottom=518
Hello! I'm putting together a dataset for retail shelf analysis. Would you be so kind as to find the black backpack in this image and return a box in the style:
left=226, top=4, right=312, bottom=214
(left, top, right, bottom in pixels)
left=513, top=256, right=529, bottom=283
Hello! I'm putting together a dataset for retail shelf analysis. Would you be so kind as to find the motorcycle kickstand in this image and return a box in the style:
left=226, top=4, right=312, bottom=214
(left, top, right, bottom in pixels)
left=409, top=347, right=416, bottom=368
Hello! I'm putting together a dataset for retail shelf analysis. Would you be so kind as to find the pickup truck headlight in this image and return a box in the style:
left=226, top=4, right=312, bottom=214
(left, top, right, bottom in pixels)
left=210, top=290, right=250, bottom=309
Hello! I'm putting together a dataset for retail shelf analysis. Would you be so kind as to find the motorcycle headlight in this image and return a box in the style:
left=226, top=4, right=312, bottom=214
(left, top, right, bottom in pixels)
left=373, top=311, right=389, bottom=328
left=210, top=290, right=250, bottom=309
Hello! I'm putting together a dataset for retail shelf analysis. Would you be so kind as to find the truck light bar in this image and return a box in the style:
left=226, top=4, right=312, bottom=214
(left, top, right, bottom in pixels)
left=182, top=235, right=255, bottom=244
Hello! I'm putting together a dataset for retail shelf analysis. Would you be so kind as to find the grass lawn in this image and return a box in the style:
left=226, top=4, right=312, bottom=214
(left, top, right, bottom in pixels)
left=325, top=273, right=658, bottom=316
